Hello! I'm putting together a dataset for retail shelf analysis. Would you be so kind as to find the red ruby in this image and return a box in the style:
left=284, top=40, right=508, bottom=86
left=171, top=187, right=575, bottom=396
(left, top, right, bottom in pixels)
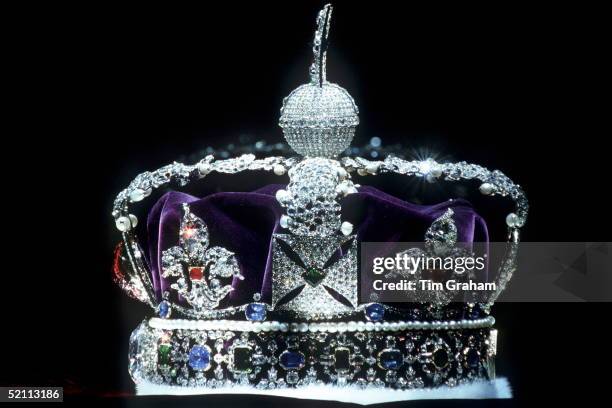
left=112, top=242, right=126, bottom=282
left=189, top=267, right=204, bottom=281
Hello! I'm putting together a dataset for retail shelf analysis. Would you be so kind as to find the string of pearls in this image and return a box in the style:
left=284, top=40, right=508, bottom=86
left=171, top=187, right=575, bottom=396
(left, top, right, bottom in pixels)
left=149, top=316, right=495, bottom=332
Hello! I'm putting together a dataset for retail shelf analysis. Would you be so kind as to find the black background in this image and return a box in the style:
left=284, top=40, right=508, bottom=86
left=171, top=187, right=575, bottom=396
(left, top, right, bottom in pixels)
left=3, top=1, right=609, bottom=406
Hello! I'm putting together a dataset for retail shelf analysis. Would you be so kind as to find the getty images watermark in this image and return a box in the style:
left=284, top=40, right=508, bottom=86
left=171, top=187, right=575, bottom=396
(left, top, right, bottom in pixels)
left=361, top=242, right=493, bottom=303
left=360, top=242, right=612, bottom=303
left=372, top=250, right=490, bottom=291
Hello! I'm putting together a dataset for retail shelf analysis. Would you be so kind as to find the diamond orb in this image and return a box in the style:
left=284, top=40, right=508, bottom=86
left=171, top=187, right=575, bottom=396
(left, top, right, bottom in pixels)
left=279, top=83, right=359, bottom=157
left=188, top=345, right=211, bottom=371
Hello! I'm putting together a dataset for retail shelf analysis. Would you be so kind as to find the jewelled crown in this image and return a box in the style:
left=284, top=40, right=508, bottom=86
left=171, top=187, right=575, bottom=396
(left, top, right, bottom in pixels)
left=113, top=4, right=527, bottom=401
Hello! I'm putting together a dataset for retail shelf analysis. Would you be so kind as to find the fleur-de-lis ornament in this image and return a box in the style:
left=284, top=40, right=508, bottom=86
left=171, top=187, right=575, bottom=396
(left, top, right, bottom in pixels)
left=161, top=204, right=243, bottom=311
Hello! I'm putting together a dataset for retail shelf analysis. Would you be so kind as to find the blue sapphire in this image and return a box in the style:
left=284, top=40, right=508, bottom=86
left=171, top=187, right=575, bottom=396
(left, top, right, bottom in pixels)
left=158, top=301, right=171, bottom=318
left=365, top=303, right=385, bottom=322
left=378, top=349, right=403, bottom=370
left=188, top=345, right=210, bottom=371
left=245, top=303, right=267, bottom=321
left=465, top=348, right=480, bottom=368
left=279, top=351, right=305, bottom=370
left=468, top=304, right=482, bottom=320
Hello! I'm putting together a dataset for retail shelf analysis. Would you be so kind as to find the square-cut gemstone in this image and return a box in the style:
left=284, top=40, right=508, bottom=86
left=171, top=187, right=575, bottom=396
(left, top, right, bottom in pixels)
left=233, top=346, right=253, bottom=373
left=189, top=266, right=204, bottom=281
left=334, top=347, right=351, bottom=372
left=158, top=343, right=171, bottom=366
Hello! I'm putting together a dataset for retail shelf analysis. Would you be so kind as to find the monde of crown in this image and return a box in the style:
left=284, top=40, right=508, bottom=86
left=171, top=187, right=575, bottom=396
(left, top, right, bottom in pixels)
left=112, top=4, right=527, bottom=402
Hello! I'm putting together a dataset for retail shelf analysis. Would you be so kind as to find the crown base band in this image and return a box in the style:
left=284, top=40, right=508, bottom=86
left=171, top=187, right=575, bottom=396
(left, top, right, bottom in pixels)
left=130, top=319, right=497, bottom=392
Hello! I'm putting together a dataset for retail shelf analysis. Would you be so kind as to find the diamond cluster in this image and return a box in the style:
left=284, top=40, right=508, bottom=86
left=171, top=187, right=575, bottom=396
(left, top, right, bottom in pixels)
left=275, top=158, right=356, bottom=237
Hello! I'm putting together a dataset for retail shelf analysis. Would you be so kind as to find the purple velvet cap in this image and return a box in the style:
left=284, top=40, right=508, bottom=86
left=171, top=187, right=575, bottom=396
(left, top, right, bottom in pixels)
left=146, top=185, right=488, bottom=306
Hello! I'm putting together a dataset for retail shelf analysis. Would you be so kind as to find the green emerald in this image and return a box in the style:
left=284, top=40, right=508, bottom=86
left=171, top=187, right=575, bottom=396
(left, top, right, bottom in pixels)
left=158, top=343, right=171, bottom=365
left=302, top=266, right=325, bottom=286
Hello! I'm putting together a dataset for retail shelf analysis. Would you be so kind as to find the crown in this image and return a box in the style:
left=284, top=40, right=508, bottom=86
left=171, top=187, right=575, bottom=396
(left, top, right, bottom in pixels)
left=113, top=4, right=527, bottom=402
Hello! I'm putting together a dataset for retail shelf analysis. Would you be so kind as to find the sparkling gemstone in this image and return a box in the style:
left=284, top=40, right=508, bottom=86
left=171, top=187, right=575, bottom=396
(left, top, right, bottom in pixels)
left=365, top=303, right=385, bottom=322
left=433, top=349, right=449, bottom=369
left=279, top=351, right=305, bottom=370
left=189, top=266, right=204, bottom=281
left=302, top=266, right=325, bottom=286
left=158, top=344, right=171, bottom=366
left=334, top=347, right=351, bottom=372
left=188, top=345, right=210, bottom=371
left=465, top=348, right=480, bottom=368
left=468, top=304, right=482, bottom=320
left=158, top=301, right=171, bottom=318
left=233, top=346, right=253, bottom=373
left=378, top=349, right=403, bottom=370
left=245, top=303, right=267, bottom=321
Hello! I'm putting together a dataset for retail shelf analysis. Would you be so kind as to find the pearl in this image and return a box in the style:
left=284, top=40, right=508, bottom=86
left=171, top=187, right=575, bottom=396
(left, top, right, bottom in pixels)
left=273, top=164, right=286, bottom=176
left=357, top=168, right=368, bottom=176
left=365, top=322, right=374, bottom=331
left=275, top=189, right=290, bottom=203
left=506, top=213, right=524, bottom=227
left=337, top=322, right=347, bottom=332
left=365, top=163, right=379, bottom=174
left=115, top=216, right=132, bottom=232
left=299, top=323, right=308, bottom=332
left=129, top=214, right=138, bottom=228
left=337, top=167, right=348, bottom=180
left=479, top=183, right=495, bottom=195
left=279, top=323, right=289, bottom=332
left=347, top=321, right=357, bottom=332
left=340, top=221, right=353, bottom=236
left=280, top=215, right=291, bottom=229
left=197, top=161, right=211, bottom=175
